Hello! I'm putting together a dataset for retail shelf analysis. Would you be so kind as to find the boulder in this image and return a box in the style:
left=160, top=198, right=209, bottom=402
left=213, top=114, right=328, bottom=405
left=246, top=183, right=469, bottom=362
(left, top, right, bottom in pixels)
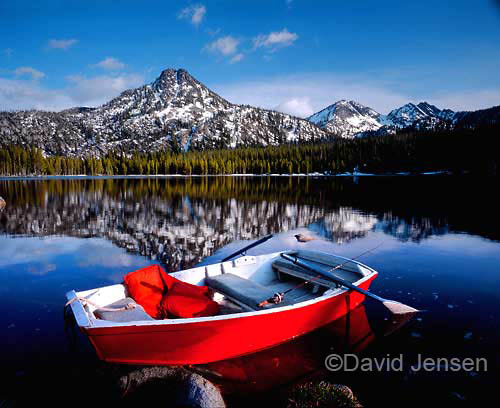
left=287, top=381, right=362, bottom=408
left=113, top=365, right=226, bottom=408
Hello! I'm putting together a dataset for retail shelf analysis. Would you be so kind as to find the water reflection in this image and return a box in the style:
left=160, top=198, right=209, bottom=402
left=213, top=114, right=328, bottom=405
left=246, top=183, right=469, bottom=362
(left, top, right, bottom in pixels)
left=0, top=176, right=497, bottom=271
left=196, top=304, right=415, bottom=407
left=199, top=304, right=376, bottom=396
left=1, top=176, right=498, bottom=407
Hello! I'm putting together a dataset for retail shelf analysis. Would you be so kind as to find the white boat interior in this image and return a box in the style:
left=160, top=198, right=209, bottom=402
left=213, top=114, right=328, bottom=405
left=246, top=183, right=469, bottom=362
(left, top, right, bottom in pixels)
left=66, top=249, right=377, bottom=328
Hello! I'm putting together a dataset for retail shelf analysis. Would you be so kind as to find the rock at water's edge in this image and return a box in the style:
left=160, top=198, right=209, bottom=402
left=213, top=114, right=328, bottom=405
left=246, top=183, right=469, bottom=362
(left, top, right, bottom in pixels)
left=287, top=381, right=362, bottom=408
left=114, top=365, right=226, bottom=408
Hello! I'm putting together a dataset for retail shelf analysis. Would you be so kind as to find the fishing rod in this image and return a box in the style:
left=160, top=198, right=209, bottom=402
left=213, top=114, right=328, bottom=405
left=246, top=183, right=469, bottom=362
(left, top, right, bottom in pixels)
left=279, top=253, right=419, bottom=315
left=258, top=243, right=385, bottom=307
left=221, top=234, right=273, bottom=262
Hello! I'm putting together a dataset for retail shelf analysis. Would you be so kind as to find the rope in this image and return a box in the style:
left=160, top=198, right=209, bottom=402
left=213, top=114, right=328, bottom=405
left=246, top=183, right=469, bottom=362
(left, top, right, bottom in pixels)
left=65, top=296, right=137, bottom=312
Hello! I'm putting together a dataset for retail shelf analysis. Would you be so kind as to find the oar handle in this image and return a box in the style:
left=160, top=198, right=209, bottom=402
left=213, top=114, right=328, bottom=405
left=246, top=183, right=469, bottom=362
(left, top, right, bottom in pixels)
left=280, top=253, right=386, bottom=303
left=222, top=234, right=273, bottom=262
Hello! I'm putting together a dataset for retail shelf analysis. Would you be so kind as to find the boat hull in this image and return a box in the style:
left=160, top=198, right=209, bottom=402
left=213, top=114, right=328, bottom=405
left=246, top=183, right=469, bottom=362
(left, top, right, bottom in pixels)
left=82, top=274, right=377, bottom=365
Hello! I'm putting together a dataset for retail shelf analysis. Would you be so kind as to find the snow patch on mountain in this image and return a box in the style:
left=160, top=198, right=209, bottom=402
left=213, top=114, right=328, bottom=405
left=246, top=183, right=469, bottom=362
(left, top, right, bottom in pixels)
left=0, top=69, right=330, bottom=156
left=308, top=100, right=383, bottom=138
left=309, top=100, right=464, bottom=138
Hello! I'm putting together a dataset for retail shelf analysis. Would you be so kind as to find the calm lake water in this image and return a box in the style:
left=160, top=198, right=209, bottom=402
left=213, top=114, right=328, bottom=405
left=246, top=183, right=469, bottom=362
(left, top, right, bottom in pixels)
left=0, top=175, right=499, bottom=406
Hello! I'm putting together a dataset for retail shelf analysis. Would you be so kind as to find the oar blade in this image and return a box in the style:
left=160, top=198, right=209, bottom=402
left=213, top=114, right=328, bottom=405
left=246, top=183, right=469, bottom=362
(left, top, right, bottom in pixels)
left=382, top=300, right=419, bottom=315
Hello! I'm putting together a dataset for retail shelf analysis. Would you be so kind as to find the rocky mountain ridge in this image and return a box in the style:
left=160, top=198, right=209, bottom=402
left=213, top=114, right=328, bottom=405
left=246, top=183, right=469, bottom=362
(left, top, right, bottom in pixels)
left=0, top=69, right=330, bottom=156
left=1, top=68, right=499, bottom=153
left=308, top=99, right=500, bottom=138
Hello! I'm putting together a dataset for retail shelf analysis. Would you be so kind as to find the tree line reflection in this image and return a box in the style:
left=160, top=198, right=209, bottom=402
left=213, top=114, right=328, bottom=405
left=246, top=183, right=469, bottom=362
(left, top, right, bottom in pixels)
left=0, top=176, right=497, bottom=270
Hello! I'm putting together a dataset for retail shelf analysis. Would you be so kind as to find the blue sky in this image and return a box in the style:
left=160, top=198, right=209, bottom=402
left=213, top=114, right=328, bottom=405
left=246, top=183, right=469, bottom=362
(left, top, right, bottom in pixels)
left=1, top=0, right=500, bottom=116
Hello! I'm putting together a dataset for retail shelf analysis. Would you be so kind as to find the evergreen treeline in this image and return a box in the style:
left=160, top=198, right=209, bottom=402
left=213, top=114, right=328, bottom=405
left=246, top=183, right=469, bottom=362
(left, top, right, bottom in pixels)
left=0, top=125, right=498, bottom=176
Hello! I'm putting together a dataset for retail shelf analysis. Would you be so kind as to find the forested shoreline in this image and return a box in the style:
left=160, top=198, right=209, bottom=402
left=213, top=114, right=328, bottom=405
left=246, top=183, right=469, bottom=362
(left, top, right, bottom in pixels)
left=0, top=125, right=498, bottom=176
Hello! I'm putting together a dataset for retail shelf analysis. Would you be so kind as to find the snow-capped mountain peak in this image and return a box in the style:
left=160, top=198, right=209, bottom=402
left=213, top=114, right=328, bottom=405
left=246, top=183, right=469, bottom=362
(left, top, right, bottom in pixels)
left=307, top=100, right=382, bottom=138
left=0, top=68, right=329, bottom=156
left=309, top=99, right=462, bottom=138
left=416, top=101, right=441, bottom=117
left=383, top=102, right=455, bottom=129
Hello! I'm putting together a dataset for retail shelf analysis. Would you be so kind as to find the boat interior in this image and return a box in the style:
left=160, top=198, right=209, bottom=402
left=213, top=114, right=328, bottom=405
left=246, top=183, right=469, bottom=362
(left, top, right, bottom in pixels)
left=68, top=249, right=374, bottom=325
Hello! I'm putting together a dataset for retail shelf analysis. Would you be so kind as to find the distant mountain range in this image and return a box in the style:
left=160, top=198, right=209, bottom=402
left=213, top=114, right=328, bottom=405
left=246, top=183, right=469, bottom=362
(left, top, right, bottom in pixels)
left=0, top=69, right=327, bottom=156
left=308, top=100, right=500, bottom=138
left=0, top=68, right=499, bottom=156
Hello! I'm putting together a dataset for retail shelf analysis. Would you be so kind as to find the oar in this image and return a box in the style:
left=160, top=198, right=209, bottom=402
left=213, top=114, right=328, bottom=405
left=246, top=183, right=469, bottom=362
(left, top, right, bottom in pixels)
left=259, top=243, right=385, bottom=307
left=280, top=253, right=419, bottom=315
left=221, top=234, right=274, bottom=262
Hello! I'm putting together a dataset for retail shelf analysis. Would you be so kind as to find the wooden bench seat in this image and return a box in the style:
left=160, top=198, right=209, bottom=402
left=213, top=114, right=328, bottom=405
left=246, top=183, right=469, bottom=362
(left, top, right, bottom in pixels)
left=272, top=259, right=340, bottom=290
left=272, top=253, right=364, bottom=289
left=94, top=297, right=154, bottom=322
left=206, top=273, right=292, bottom=311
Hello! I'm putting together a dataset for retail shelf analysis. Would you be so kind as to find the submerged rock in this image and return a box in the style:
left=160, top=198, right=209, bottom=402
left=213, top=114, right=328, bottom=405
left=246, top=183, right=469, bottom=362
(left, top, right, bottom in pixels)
left=287, top=381, right=362, bottom=408
left=113, top=365, right=226, bottom=408
left=294, top=233, right=316, bottom=243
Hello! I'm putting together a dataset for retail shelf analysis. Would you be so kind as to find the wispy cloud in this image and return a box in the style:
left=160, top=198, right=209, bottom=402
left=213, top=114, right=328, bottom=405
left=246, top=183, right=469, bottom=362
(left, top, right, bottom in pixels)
left=206, top=28, right=221, bottom=36
left=229, top=53, right=244, bottom=64
left=4, top=48, right=13, bottom=58
left=429, top=88, right=500, bottom=112
left=253, top=28, right=298, bottom=51
left=213, top=73, right=500, bottom=117
left=204, top=35, right=240, bottom=56
left=213, top=73, right=413, bottom=117
left=0, top=77, right=73, bottom=111
left=14, top=66, right=45, bottom=80
left=275, top=97, right=314, bottom=117
left=178, top=4, right=206, bottom=26
left=47, top=38, right=78, bottom=50
left=92, top=57, right=126, bottom=71
left=0, top=73, right=144, bottom=111
left=65, top=73, right=144, bottom=106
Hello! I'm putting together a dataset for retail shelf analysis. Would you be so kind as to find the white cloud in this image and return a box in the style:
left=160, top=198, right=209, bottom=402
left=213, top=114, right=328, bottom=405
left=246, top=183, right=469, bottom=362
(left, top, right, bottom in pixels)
left=65, top=73, right=144, bottom=106
left=275, top=97, right=315, bottom=117
left=229, top=53, right=244, bottom=64
left=253, top=28, right=298, bottom=51
left=14, top=66, right=45, bottom=80
left=0, top=73, right=144, bottom=111
left=427, top=89, right=500, bottom=111
left=213, top=73, right=500, bottom=117
left=47, top=38, right=78, bottom=50
left=204, top=36, right=239, bottom=56
left=93, top=57, right=126, bottom=71
left=4, top=48, right=13, bottom=57
left=213, top=73, right=409, bottom=116
left=0, top=77, right=74, bottom=111
left=178, top=4, right=206, bottom=26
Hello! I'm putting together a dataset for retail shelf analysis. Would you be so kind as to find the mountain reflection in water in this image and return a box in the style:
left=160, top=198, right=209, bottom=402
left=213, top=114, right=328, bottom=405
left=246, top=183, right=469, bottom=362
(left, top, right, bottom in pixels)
left=1, top=175, right=499, bottom=407
left=0, top=176, right=497, bottom=271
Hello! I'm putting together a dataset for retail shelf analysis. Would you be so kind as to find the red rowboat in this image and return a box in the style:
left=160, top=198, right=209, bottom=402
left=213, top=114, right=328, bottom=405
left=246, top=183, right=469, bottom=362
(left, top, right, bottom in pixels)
left=65, top=249, right=378, bottom=365
left=200, top=304, right=375, bottom=394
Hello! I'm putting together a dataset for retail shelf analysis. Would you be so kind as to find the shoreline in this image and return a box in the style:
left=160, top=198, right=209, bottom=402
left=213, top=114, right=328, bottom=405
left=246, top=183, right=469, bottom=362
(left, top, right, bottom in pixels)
left=0, top=171, right=454, bottom=181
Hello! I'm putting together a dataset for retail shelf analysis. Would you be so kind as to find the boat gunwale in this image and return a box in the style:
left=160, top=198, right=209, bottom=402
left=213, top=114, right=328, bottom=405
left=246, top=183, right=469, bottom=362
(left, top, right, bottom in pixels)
left=66, top=250, right=379, bottom=330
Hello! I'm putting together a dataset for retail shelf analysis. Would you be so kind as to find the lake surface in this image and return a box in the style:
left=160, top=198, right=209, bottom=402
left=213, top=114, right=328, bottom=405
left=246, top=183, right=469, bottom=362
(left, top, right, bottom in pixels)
left=0, top=175, right=499, bottom=406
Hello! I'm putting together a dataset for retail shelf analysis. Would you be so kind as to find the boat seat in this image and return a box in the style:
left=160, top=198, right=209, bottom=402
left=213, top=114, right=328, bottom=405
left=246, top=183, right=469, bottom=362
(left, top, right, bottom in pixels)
left=272, top=258, right=361, bottom=286
left=94, top=297, right=154, bottom=322
left=206, top=273, right=291, bottom=311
